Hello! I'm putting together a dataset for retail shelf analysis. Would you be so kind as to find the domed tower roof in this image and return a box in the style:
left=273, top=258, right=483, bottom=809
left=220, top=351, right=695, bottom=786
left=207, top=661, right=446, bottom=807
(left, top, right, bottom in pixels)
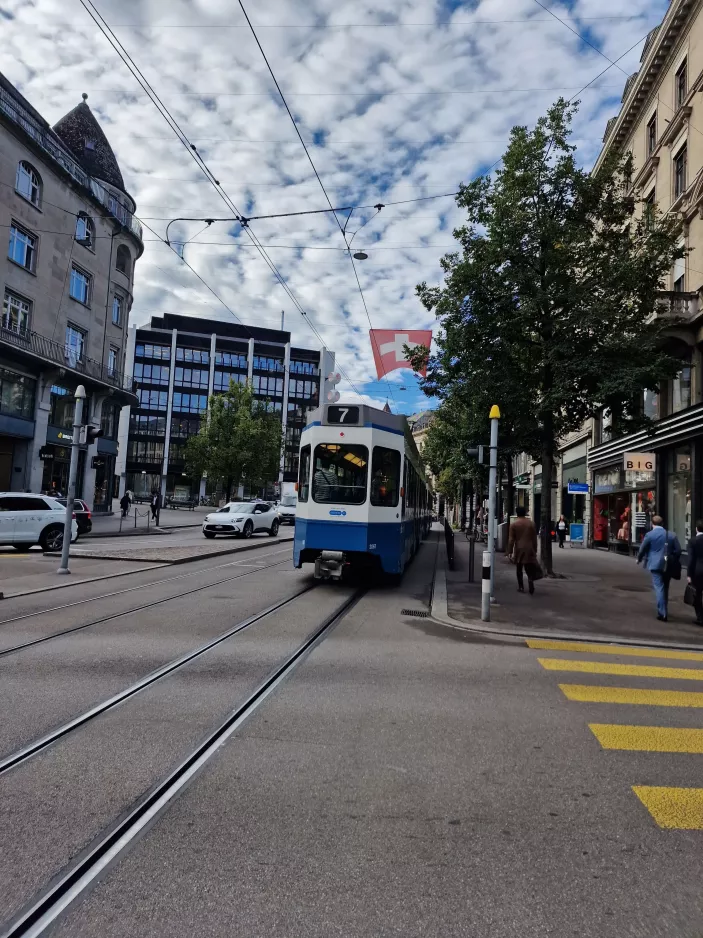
left=52, top=94, right=125, bottom=192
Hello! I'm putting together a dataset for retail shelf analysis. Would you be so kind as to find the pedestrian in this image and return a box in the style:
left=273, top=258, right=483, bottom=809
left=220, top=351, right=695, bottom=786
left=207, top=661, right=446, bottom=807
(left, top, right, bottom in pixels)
left=687, top=519, right=703, bottom=625
left=120, top=492, right=130, bottom=518
left=126, top=488, right=133, bottom=507
left=151, top=489, right=161, bottom=521
left=557, top=514, right=568, bottom=549
left=637, top=515, right=682, bottom=622
left=508, top=506, right=539, bottom=595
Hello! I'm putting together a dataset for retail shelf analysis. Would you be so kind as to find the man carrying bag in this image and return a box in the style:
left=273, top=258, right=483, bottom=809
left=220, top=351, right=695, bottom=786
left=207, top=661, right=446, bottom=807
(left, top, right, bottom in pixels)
left=686, top=519, right=703, bottom=625
left=637, top=515, right=682, bottom=622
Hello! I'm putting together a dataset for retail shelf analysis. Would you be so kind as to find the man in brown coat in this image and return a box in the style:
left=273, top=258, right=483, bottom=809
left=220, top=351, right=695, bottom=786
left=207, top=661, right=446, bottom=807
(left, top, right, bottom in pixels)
left=508, top=506, right=539, bottom=594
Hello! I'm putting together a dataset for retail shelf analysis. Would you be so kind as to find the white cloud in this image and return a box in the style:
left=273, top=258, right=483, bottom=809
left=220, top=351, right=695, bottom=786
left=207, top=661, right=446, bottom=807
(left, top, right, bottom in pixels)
left=1, top=0, right=668, bottom=414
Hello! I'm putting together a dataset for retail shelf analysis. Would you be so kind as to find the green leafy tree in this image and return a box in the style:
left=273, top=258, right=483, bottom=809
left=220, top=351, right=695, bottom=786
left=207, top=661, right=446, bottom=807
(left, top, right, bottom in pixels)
left=185, top=381, right=282, bottom=500
left=412, top=99, right=684, bottom=573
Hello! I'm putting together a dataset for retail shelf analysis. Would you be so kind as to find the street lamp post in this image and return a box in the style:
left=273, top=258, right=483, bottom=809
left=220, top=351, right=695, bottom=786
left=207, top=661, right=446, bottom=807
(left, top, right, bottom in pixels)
left=481, top=404, right=500, bottom=620
left=57, top=385, right=86, bottom=575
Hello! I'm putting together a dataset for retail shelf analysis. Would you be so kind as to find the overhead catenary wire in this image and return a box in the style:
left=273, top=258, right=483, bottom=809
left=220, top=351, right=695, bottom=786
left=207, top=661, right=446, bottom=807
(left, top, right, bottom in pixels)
left=235, top=0, right=396, bottom=406
left=76, top=0, right=365, bottom=401
left=109, top=15, right=655, bottom=28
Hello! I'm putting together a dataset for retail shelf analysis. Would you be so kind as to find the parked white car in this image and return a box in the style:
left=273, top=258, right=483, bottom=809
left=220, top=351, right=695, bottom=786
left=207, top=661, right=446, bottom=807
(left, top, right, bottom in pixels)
left=276, top=493, right=297, bottom=525
left=202, top=502, right=280, bottom=539
left=0, top=493, right=79, bottom=551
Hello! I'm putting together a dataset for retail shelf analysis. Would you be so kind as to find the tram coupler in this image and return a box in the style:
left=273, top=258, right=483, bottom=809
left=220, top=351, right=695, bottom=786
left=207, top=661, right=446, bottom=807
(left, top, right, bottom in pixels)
left=315, top=550, right=345, bottom=580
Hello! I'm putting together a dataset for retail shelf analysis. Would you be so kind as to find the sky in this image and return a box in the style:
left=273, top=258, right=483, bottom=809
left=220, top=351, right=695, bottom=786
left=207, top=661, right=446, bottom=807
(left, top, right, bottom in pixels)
left=1, top=0, right=669, bottom=415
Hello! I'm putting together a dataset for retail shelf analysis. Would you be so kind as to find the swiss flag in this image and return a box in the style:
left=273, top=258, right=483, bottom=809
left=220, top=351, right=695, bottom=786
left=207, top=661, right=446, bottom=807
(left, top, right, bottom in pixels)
left=370, top=329, right=432, bottom=380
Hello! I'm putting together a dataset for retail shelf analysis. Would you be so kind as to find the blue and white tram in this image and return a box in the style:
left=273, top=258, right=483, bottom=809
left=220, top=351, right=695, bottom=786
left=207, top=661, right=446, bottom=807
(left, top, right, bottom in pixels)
left=293, top=403, right=432, bottom=579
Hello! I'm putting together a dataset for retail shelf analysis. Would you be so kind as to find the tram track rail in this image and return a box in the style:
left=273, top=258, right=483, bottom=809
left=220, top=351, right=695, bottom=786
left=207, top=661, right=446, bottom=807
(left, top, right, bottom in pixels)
left=0, top=553, right=292, bottom=659
left=1, top=587, right=363, bottom=938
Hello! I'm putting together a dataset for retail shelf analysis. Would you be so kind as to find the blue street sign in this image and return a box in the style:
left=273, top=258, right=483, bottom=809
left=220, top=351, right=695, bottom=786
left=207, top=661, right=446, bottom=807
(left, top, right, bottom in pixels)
left=567, top=482, right=589, bottom=494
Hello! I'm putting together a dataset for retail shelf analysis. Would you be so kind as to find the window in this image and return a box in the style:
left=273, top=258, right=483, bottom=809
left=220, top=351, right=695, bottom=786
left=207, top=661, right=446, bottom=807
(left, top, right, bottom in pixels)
left=673, top=252, right=685, bottom=292
left=116, top=245, right=131, bottom=275
left=137, top=389, right=168, bottom=410
left=49, top=385, right=74, bottom=428
left=672, top=366, right=692, bottom=413
left=290, top=360, right=318, bottom=375
left=643, top=388, right=660, bottom=420
left=127, top=440, right=165, bottom=463
left=172, top=392, right=207, bottom=414
left=15, top=161, right=41, bottom=206
left=108, top=346, right=119, bottom=377
left=170, top=417, right=200, bottom=438
left=647, top=114, right=657, bottom=156
left=135, top=343, right=171, bottom=361
left=75, top=214, right=94, bottom=249
left=298, top=445, right=311, bottom=502
left=370, top=446, right=401, bottom=507
left=215, top=351, right=247, bottom=368
left=112, top=294, right=123, bottom=325
left=175, top=347, right=209, bottom=364
left=174, top=367, right=209, bottom=389
left=130, top=414, right=166, bottom=436
left=674, top=146, right=687, bottom=198
left=65, top=324, right=86, bottom=365
left=0, top=366, right=36, bottom=420
left=69, top=266, right=91, bottom=305
left=134, top=362, right=170, bottom=385
left=2, top=290, right=31, bottom=335
left=8, top=224, right=36, bottom=271
left=101, top=402, right=119, bottom=439
left=676, top=58, right=687, bottom=108
left=644, top=190, right=656, bottom=230
left=312, top=443, right=368, bottom=505
left=214, top=370, right=246, bottom=391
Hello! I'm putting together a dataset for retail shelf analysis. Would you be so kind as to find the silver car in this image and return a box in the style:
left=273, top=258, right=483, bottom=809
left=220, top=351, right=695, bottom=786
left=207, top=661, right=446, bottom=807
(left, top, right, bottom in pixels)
left=202, top=502, right=280, bottom=539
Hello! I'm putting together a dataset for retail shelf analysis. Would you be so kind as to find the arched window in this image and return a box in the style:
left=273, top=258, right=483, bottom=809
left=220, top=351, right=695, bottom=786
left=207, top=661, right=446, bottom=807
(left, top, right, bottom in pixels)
left=15, top=161, right=42, bottom=207
left=116, top=244, right=131, bottom=276
left=75, top=213, right=95, bottom=250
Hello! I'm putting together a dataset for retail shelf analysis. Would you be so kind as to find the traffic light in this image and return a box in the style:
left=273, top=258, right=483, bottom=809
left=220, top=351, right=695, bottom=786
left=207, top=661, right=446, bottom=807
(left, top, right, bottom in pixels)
left=467, top=445, right=484, bottom=464
left=79, top=425, right=104, bottom=445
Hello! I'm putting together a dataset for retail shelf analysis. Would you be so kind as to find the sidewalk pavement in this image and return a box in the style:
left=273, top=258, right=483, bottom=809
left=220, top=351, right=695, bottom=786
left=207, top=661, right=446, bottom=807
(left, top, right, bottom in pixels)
left=436, top=527, right=703, bottom=645
left=87, top=504, right=211, bottom=537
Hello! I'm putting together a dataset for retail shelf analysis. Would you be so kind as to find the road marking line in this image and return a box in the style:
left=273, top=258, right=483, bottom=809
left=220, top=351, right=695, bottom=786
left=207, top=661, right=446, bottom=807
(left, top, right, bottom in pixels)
left=528, top=639, right=703, bottom=663
left=560, top=684, right=703, bottom=707
left=633, top=786, right=703, bottom=829
left=537, top=658, right=703, bottom=681
left=589, top=723, right=703, bottom=752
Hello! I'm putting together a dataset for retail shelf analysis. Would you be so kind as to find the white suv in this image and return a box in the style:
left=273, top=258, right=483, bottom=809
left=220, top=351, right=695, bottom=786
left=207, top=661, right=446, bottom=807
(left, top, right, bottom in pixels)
left=0, top=493, right=79, bottom=551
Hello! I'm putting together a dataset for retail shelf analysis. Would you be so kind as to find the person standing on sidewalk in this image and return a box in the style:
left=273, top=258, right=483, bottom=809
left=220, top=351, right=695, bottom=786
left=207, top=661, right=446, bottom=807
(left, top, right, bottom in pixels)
left=637, top=515, right=682, bottom=622
left=557, top=515, right=568, bottom=549
left=686, top=519, right=703, bottom=625
left=151, top=489, right=161, bottom=522
left=508, top=506, right=539, bottom=595
left=120, top=492, right=130, bottom=518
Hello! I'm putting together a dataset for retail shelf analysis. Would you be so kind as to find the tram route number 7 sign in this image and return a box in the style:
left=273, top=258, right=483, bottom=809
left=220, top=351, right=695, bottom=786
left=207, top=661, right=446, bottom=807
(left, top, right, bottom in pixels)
left=623, top=452, right=656, bottom=471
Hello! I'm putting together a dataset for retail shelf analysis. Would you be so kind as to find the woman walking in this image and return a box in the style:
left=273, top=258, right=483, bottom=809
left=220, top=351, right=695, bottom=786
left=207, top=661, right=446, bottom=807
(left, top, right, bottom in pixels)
left=557, top=515, right=568, bottom=548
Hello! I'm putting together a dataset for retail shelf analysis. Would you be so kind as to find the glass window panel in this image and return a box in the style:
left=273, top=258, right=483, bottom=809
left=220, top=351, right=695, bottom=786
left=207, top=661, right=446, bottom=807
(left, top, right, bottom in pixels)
left=312, top=443, right=368, bottom=505
left=370, top=446, right=401, bottom=507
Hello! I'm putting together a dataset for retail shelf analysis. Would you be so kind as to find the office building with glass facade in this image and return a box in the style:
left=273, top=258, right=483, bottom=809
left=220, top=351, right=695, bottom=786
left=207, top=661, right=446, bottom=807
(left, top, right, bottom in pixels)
left=117, top=314, right=335, bottom=502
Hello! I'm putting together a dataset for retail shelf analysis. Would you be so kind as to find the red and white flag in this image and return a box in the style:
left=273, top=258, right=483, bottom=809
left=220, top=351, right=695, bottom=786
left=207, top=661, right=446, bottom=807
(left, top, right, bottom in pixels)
left=370, top=329, right=432, bottom=380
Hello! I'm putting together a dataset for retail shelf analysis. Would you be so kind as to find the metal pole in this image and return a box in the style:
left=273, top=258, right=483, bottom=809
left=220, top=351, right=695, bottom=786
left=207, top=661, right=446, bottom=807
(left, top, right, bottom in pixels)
left=481, top=550, right=491, bottom=621
left=487, top=405, right=500, bottom=603
left=57, top=385, right=86, bottom=575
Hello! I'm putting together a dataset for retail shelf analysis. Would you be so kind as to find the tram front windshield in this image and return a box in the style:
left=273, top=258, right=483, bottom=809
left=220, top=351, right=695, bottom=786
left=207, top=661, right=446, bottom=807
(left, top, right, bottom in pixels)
left=312, top=443, right=368, bottom=504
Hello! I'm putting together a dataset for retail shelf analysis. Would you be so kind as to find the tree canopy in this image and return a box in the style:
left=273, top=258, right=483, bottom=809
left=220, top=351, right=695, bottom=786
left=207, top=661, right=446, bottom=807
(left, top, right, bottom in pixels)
left=185, top=381, right=282, bottom=499
left=411, top=99, right=685, bottom=571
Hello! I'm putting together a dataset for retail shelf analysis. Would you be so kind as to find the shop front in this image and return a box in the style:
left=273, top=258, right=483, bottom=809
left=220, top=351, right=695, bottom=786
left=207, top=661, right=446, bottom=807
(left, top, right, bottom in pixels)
left=592, top=464, right=657, bottom=553
left=40, top=426, right=85, bottom=499
left=561, top=445, right=588, bottom=524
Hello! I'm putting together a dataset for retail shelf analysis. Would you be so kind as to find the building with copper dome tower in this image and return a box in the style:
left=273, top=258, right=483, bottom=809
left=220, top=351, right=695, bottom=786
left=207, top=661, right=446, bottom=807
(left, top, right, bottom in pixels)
left=0, top=73, right=142, bottom=512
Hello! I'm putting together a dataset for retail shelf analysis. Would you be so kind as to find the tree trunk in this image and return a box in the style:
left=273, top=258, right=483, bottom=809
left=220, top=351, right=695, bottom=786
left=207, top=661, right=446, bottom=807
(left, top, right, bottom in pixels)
left=506, top=458, right=514, bottom=521
left=460, top=479, right=466, bottom=531
left=226, top=476, right=232, bottom=502
left=540, top=436, right=554, bottom=575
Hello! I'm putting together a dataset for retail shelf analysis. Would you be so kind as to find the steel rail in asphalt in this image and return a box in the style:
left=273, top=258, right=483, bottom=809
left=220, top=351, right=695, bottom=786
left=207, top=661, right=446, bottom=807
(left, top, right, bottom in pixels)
left=0, top=582, right=317, bottom=776
left=0, top=546, right=292, bottom=627
left=1, top=588, right=362, bottom=938
left=0, top=556, right=292, bottom=659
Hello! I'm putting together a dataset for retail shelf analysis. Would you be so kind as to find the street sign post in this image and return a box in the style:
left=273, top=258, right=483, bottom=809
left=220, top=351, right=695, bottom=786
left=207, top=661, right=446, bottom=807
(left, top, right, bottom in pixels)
left=482, top=405, right=500, bottom=621
left=57, top=385, right=85, bottom=575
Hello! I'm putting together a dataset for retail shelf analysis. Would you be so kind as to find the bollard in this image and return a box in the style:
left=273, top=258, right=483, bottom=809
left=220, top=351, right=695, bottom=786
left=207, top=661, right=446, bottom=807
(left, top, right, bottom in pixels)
left=481, top=550, right=491, bottom=621
left=468, top=535, right=476, bottom=583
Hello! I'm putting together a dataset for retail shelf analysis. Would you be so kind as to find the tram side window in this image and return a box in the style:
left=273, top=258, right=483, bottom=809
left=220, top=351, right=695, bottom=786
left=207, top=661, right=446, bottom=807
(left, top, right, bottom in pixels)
left=298, top=445, right=311, bottom=502
left=312, top=443, right=368, bottom=504
left=370, top=446, right=401, bottom=507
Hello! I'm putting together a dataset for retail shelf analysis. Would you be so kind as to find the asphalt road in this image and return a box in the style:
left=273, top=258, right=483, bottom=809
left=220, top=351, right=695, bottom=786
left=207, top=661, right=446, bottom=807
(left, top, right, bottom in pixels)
left=2, top=536, right=703, bottom=937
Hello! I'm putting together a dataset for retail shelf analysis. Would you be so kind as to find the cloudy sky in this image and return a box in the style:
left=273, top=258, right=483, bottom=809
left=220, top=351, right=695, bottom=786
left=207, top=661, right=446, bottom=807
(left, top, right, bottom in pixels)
left=2, top=0, right=667, bottom=413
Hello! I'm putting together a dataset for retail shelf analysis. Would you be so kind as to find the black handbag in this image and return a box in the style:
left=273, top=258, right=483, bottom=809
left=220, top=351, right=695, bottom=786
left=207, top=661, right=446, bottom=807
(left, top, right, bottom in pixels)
left=684, top=583, right=697, bottom=606
left=665, top=534, right=682, bottom=580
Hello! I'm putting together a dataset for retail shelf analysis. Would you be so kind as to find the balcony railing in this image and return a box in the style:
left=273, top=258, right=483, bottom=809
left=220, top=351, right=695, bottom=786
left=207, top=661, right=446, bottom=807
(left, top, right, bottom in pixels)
left=0, top=85, right=143, bottom=244
left=0, top=322, right=135, bottom=394
left=655, top=291, right=700, bottom=322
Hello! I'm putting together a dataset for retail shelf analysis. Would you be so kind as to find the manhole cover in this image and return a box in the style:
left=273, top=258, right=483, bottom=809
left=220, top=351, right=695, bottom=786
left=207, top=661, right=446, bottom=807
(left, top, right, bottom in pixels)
left=402, top=609, right=429, bottom=618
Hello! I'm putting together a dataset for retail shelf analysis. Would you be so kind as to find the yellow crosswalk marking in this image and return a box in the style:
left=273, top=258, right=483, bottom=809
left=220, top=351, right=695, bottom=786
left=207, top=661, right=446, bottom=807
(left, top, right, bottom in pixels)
left=538, top=658, right=703, bottom=681
left=528, top=639, right=703, bottom=663
left=560, top=684, right=703, bottom=707
left=590, top=723, right=703, bottom=752
left=633, top=786, right=703, bottom=829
